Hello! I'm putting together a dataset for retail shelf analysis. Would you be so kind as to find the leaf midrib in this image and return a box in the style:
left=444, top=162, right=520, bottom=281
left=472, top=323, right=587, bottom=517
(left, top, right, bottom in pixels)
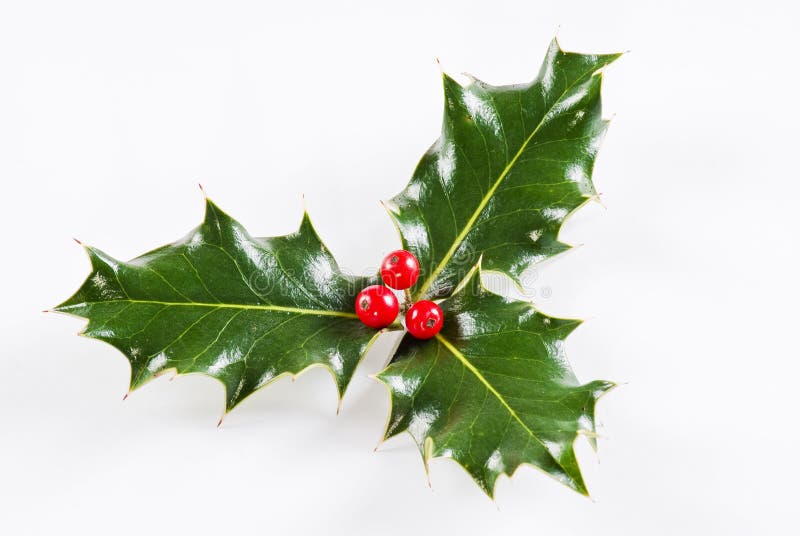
left=434, top=333, right=567, bottom=471
left=61, top=298, right=358, bottom=319
left=413, top=64, right=604, bottom=300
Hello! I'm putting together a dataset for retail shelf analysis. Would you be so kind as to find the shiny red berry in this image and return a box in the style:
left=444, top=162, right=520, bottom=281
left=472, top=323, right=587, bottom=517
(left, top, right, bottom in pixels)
left=405, top=300, right=443, bottom=339
left=355, top=285, right=399, bottom=329
left=380, top=249, right=420, bottom=290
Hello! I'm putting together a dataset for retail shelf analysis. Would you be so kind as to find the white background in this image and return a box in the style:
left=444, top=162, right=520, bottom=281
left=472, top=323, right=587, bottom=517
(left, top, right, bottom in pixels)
left=1, top=1, right=798, bottom=534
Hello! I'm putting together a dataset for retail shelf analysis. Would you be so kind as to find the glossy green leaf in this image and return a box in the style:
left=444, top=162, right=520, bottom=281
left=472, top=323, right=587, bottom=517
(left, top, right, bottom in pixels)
left=386, top=39, right=620, bottom=300
left=55, top=198, right=384, bottom=412
left=376, top=265, right=613, bottom=496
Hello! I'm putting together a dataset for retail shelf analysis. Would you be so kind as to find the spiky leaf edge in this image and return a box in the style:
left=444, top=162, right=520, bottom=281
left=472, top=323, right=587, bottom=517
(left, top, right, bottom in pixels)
left=51, top=195, right=392, bottom=416
left=373, top=262, right=616, bottom=498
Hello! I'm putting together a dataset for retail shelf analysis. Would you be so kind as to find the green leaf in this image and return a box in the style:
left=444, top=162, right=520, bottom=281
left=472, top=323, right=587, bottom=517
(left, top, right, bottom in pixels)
left=55, top=197, right=384, bottom=412
left=376, top=265, right=613, bottom=497
left=385, top=39, right=620, bottom=300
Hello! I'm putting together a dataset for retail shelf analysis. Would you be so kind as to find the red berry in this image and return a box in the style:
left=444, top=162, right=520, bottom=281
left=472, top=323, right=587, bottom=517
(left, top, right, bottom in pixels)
left=380, top=249, right=420, bottom=290
left=405, top=300, right=443, bottom=339
left=355, top=285, right=399, bottom=329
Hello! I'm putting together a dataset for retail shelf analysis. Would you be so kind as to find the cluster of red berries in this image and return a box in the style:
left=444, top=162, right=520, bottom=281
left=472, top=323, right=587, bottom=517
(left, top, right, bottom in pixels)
left=355, top=250, right=443, bottom=339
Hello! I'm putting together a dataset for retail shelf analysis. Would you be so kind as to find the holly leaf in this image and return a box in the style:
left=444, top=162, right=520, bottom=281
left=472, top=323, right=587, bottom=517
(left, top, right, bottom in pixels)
left=385, top=39, right=620, bottom=300
left=55, top=197, right=384, bottom=413
left=376, top=265, right=613, bottom=496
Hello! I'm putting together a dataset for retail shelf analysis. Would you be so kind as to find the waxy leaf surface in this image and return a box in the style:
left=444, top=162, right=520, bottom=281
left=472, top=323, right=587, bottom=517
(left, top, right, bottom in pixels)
left=386, top=39, right=620, bottom=300
left=56, top=199, right=381, bottom=411
left=377, top=267, right=612, bottom=496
